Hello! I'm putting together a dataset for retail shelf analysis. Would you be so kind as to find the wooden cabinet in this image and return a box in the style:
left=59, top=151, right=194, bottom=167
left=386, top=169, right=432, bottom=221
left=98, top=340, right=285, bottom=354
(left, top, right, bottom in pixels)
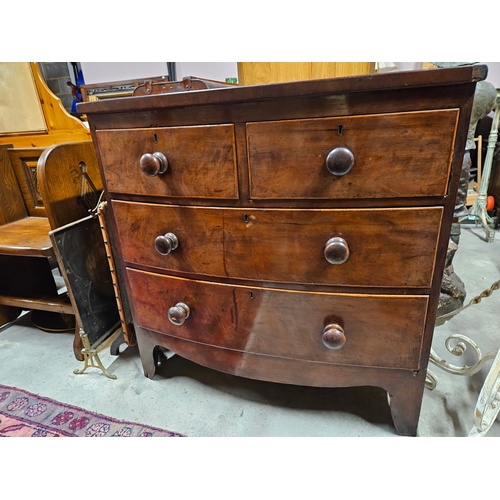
left=78, top=65, right=485, bottom=436
left=237, top=62, right=375, bottom=85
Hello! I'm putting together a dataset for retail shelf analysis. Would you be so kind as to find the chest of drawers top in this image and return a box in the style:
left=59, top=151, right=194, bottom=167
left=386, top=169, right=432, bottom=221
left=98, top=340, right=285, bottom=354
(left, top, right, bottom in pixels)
left=79, top=65, right=483, bottom=209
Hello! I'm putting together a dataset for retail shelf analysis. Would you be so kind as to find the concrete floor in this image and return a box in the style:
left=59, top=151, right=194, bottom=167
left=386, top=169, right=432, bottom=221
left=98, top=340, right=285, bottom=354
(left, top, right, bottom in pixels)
left=1, top=223, right=499, bottom=437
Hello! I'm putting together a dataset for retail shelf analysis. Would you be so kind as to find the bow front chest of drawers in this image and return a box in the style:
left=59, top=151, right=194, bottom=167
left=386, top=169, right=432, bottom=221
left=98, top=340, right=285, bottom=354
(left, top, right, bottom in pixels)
left=78, top=65, right=486, bottom=436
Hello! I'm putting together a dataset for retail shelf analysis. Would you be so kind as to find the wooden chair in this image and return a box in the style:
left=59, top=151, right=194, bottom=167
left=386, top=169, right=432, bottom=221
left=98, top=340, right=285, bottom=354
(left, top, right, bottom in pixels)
left=35, top=141, right=103, bottom=359
left=0, top=140, right=108, bottom=361
left=0, top=64, right=104, bottom=361
left=37, top=141, right=103, bottom=230
left=0, top=144, right=74, bottom=332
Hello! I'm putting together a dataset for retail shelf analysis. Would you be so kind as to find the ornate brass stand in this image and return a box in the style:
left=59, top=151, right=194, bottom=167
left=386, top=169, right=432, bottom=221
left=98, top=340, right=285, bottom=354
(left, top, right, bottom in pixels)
left=73, top=328, right=118, bottom=380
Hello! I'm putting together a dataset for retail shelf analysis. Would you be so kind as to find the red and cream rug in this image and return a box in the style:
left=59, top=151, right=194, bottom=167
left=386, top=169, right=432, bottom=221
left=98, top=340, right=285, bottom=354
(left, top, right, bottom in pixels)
left=0, top=384, right=184, bottom=437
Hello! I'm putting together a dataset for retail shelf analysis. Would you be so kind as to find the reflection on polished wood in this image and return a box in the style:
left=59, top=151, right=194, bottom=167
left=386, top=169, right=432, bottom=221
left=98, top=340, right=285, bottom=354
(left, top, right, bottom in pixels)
left=128, top=270, right=429, bottom=370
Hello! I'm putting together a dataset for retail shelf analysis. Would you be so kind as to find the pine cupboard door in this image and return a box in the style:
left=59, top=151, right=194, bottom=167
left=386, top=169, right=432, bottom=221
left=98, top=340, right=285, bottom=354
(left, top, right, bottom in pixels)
left=237, top=62, right=375, bottom=85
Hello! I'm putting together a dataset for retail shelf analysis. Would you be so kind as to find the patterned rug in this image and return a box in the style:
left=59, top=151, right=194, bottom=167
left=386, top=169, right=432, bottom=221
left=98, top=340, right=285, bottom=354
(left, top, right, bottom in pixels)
left=0, top=384, right=184, bottom=437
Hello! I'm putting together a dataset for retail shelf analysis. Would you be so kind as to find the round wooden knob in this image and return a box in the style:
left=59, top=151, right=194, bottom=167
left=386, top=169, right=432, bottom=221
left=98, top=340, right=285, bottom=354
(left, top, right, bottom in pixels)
left=139, top=152, right=169, bottom=177
left=168, top=302, right=190, bottom=326
left=322, top=323, right=346, bottom=350
left=325, top=147, right=354, bottom=176
left=154, top=232, right=179, bottom=255
left=324, top=237, right=349, bottom=264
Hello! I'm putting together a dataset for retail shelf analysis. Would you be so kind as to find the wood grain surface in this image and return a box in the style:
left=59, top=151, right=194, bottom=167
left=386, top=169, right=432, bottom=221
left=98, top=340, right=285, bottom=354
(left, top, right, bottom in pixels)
left=113, top=201, right=443, bottom=288
left=96, top=124, right=238, bottom=198
left=247, top=110, right=458, bottom=199
left=127, top=269, right=428, bottom=370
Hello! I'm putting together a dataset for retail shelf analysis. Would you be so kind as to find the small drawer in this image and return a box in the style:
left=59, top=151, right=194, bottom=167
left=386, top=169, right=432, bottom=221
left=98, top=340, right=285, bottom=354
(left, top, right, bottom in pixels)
left=127, top=270, right=428, bottom=370
left=113, top=201, right=443, bottom=288
left=247, top=109, right=459, bottom=199
left=95, top=124, right=238, bottom=199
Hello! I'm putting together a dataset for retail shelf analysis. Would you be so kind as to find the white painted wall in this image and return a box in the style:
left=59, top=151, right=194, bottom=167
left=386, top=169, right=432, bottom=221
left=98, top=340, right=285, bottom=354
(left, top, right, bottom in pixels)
left=80, top=62, right=169, bottom=84
left=80, top=62, right=238, bottom=84
left=481, top=62, right=500, bottom=89
left=393, top=62, right=500, bottom=88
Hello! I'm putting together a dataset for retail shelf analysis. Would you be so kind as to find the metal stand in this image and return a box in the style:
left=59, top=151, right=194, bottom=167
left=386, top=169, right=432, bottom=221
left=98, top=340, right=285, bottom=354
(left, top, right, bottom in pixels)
left=73, top=328, right=119, bottom=380
left=469, top=348, right=500, bottom=436
left=426, top=279, right=500, bottom=436
left=467, top=91, right=500, bottom=242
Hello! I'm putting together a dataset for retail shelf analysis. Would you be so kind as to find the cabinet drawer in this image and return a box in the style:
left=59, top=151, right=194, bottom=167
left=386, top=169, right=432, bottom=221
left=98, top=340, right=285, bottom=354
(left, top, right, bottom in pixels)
left=113, top=201, right=442, bottom=288
left=128, top=270, right=428, bottom=370
left=247, top=110, right=459, bottom=199
left=95, top=124, right=238, bottom=199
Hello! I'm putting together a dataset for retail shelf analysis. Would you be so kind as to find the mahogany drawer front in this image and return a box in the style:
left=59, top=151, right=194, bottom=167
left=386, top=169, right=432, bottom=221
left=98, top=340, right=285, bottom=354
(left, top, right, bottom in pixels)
left=127, top=270, right=428, bottom=370
left=113, top=201, right=443, bottom=288
left=95, top=124, right=238, bottom=199
left=247, top=109, right=459, bottom=200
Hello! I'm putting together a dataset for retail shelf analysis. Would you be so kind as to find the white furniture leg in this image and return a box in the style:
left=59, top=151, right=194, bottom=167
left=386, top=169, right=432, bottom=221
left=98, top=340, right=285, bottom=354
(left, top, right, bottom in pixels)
left=469, top=348, right=500, bottom=437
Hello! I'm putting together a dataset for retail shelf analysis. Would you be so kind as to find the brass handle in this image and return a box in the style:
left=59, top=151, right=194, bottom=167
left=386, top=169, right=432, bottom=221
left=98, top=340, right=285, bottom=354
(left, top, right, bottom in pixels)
left=140, top=152, right=169, bottom=177
left=324, top=237, right=349, bottom=265
left=154, top=232, right=179, bottom=255
left=168, top=302, right=190, bottom=326
left=322, top=323, right=346, bottom=350
left=325, top=147, right=354, bottom=176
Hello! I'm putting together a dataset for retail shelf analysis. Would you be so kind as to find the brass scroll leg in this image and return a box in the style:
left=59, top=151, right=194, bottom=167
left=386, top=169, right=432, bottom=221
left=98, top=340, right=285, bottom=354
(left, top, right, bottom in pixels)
left=73, top=328, right=117, bottom=380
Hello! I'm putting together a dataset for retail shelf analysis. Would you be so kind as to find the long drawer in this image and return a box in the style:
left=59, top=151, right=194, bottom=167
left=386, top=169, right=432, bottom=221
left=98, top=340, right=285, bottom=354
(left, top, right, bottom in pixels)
left=127, top=269, right=428, bottom=370
left=113, top=201, right=443, bottom=288
left=247, top=109, right=459, bottom=199
left=95, top=124, right=239, bottom=199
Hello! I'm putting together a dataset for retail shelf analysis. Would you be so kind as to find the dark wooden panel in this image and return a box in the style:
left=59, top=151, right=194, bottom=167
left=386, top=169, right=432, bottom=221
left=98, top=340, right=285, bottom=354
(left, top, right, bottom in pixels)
left=247, top=110, right=458, bottom=199
left=95, top=124, right=238, bottom=199
left=7, top=148, right=46, bottom=217
left=127, top=270, right=428, bottom=370
left=83, top=86, right=474, bottom=133
left=0, top=144, right=26, bottom=225
left=113, top=201, right=443, bottom=288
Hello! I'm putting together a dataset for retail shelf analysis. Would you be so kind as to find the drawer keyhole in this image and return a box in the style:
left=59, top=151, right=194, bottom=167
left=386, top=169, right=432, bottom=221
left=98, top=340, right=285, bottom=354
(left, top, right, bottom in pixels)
left=243, top=214, right=249, bottom=223
left=337, top=124, right=344, bottom=136
left=153, top=133, right=159, bottom=143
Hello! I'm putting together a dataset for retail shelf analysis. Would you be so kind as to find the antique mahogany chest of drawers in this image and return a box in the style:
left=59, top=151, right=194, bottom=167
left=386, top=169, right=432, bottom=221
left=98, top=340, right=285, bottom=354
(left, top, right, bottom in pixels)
left=78, top=65, right=486, bottom=435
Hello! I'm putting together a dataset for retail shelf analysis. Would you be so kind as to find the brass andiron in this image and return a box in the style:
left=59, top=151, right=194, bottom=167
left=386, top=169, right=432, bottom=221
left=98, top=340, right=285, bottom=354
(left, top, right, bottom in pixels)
left=73, top=328, right=118, bottom=380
